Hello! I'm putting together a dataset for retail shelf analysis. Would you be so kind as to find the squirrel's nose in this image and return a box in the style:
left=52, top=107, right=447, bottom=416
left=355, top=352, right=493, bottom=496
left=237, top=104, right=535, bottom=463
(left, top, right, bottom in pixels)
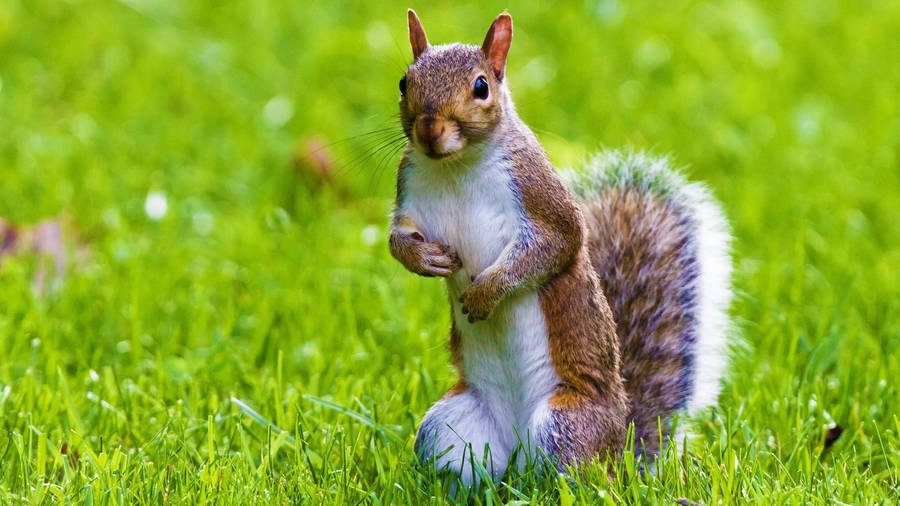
left=415, top=116, right=447, bottom=146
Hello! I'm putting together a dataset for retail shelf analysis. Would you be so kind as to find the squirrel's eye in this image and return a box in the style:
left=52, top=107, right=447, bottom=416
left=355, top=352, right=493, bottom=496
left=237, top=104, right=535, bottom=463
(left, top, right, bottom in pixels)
left=399, top=76, right=407, bottom=96
left=473, top=76, right=489, bottom=100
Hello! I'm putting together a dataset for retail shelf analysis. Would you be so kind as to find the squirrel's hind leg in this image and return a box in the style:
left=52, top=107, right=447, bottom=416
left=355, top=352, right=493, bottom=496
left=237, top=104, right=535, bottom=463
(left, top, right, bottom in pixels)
left=528, top=392, right=628, bottom=475
left=415, top=384, right=511, bottom=486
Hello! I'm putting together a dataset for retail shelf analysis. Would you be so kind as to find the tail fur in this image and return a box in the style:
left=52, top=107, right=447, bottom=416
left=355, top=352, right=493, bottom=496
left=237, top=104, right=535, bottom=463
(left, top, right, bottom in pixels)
left=561, top=150, right=734, bottom=454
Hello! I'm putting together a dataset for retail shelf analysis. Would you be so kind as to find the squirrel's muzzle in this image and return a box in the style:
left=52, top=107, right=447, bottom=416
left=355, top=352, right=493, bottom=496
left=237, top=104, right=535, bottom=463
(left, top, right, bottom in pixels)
left=413, top=115, right=463, bottom=159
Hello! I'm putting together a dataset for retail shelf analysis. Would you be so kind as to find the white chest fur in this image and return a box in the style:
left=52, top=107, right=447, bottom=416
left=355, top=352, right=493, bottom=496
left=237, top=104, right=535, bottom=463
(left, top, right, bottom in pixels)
left=397, top=147, right=560, bottom=435
left=400, top=148, right=519, bottom=283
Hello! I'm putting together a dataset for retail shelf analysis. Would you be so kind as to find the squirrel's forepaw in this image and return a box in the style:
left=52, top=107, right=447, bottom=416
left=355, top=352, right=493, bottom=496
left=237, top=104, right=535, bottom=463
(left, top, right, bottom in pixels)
left=459, top=278, right=501, bottom=323
left=416, top=242, right=461, bottom=278
left=391, top=231, right=461, bottom=278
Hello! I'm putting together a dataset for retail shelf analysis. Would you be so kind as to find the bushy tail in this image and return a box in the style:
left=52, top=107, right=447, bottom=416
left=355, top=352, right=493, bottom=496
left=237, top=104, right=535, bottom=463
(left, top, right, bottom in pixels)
left=561, top=150, right=734, bottom=454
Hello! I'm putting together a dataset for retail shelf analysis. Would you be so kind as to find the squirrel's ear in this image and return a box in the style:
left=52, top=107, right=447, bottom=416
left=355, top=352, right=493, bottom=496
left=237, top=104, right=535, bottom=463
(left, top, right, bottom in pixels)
left=407, top=9, right=429, bottom=60
left=482, top=13, right=512, bottom=81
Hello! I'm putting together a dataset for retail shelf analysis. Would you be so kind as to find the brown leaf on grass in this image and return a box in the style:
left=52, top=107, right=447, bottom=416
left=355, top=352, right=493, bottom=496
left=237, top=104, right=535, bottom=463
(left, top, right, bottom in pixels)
left=0, top=218, right=19, bottom=261
left=0, top=215, right=83, bottom=295
left=58, top=442, right=82, bottom=479
left=292, top=136, right=336, bottom=185
left=30, top=219, right=67, bottom=292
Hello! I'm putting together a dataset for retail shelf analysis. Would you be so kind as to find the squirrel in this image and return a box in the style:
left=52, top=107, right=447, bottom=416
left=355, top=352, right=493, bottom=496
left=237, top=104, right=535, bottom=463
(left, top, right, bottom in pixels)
left=388, top=10, right=733, bottom=485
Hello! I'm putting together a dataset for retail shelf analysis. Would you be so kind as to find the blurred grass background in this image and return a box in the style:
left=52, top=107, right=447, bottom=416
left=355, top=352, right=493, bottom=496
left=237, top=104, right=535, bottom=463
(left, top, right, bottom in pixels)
left=1, top=0, right=898, bottom=503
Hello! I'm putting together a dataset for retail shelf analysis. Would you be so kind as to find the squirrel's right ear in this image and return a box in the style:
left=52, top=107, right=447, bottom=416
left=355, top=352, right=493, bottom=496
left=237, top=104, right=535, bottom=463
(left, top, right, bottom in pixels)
left=482, top=13, right=512, bottom=81
left=407, top=9, right=429, bottom=60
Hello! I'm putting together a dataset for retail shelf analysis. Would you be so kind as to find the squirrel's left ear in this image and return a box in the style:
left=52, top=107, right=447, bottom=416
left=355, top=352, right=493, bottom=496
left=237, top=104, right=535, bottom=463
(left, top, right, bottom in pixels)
left=482, top=13, right=512, bottom=81
left=408, top=9, right=429, bottom=60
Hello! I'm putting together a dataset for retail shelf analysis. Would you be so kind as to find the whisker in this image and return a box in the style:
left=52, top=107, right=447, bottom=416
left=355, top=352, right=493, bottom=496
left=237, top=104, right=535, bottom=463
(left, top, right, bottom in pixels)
left=306, top=129, right=404, bottom=166
left=360, top=140, right=406, bottom=190
left=336, top=135, right=408, bottom=177
left=368, top=142, right=407, bottom=190
left=345, top=137, right=403, bottom=159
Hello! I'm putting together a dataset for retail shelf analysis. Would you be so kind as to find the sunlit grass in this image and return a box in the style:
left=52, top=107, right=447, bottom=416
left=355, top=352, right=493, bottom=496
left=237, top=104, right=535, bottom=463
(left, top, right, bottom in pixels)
left=1, top=0, right=898, bottom=502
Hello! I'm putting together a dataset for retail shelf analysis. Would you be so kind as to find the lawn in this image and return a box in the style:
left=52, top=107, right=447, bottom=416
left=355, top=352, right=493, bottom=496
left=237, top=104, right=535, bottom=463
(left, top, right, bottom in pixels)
left=1, top=0, right=898, bottom=503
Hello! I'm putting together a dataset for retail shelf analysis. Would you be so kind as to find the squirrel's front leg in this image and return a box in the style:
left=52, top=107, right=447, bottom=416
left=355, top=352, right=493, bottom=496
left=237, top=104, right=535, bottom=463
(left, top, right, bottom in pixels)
left=458, top=241, right=536, bottom=322
left=389, top=215, right=462, bottom=278
left=458, top=272, right=505, bottom=322
left=460, top=214, right=582, bottom=322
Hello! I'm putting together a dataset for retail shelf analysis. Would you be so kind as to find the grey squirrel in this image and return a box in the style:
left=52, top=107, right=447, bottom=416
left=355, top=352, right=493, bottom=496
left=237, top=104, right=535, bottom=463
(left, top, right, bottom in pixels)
left=388, top=10, right=734, bottom=484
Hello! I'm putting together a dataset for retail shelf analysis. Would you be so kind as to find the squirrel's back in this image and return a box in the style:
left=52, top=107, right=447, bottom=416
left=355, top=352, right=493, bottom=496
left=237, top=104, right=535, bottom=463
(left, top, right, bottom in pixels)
left=562, top=150, right=734, bottom=455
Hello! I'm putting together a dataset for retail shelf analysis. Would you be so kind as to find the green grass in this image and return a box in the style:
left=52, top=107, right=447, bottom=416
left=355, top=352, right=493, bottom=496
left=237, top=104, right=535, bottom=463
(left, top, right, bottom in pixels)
left=1, top=0, right=899, bottom=503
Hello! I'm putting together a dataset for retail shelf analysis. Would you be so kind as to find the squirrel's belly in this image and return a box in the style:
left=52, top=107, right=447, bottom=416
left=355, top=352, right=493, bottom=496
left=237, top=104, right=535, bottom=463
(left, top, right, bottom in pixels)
left=400, top=154, right=556, bottom=428
left=452, top=291, right=560, bottom=429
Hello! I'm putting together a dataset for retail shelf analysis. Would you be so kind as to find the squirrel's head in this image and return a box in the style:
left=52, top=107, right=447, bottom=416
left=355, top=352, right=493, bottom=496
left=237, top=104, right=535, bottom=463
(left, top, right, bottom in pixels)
left=399, top=10, right=513, bottom=160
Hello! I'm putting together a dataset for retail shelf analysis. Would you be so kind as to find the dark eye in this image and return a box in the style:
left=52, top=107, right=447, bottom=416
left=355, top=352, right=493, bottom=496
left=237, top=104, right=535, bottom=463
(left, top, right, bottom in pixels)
left=473, top=76, right=489, bottom=99
left=399, top=76, right=407, bottom=96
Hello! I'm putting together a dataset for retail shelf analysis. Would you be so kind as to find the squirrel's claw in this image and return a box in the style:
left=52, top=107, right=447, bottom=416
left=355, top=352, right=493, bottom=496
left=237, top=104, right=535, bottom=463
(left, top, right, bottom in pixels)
left=458, top=277, right=500, bottom=322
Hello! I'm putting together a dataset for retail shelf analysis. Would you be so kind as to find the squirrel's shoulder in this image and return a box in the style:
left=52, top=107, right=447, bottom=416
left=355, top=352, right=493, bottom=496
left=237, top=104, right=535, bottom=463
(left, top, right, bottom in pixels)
left=494, top=120, right=583, bottom=232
